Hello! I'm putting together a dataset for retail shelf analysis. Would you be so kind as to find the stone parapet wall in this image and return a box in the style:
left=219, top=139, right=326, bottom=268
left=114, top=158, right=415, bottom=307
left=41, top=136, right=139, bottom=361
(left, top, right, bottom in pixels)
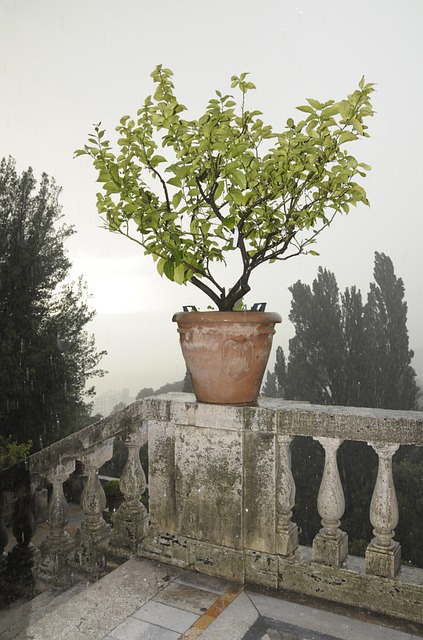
left=140, top=393, right=423, bottom=625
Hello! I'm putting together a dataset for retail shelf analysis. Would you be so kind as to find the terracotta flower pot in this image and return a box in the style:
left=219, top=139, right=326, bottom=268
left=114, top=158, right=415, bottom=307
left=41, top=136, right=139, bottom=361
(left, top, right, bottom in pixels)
left=172, top=311, right=281, bottom=405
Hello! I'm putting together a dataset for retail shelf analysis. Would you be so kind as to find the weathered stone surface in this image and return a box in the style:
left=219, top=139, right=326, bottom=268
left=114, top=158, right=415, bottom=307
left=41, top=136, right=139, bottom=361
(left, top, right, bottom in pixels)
left=29, top=401, right=146, bottom=475
left=28, top=393, right=423, bottom=626
left=244, top=549, right=278, bottom=588
left=140, top=529, right=244, bottom=581
left=14, top=557, right=182, bottom=640
left=140, top=394, right=423, bottom=626
left=275, top=400, right=423, bottom=445
left=175, top=425, right=243, bottom=549
left=278, top=552, right=423, bottom=625
left=365, top=540, right=401, bottom=579
left=313, top=531, right=348, bottom=568
left=148, top=420, right=177, bottom=533
left=110, top=426, right=149, bottom=557
left=243, top=432, right=276, bottom=553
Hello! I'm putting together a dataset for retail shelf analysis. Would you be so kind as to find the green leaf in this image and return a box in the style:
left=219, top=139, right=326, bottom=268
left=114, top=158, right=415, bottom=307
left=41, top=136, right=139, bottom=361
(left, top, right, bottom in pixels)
left=172, top=191, right=183, bottom=208
left=96, top=170, right=110, bottom=183
left=230, top=168, right=247, bottom=189
left=339, top=131, right=358, bottom=144
left=156, top=258, right=166, bottom=277
left=167, top=176, right=182, bottom=187
left=228, top=188, right=246, bottom=206
left=351, top=118, right=363, bottom=135
left=163, top=260, right=174, bottom=281
left=103, top=181, right=121, bottom=194
left=296, top=105, right=315, bottom=114
left=306, top=98, right=323, bottom=110
left=110, top=165, right=119, bottom=182
left=214, top=181, right=224, bottom=200
left=173, top=263, right=186, bottom=284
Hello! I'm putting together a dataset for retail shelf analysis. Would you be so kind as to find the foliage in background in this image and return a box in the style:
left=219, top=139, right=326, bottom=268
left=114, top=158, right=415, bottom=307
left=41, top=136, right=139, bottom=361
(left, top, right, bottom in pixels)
left=0, top=157, right=106, bottom=449
left=261, top=346, right=286, bottom=398
left=0, top=435, right=32, bottom=471
left=284, top=252, right=418, bottom=409
left=77, top=66, right=374, bottom=310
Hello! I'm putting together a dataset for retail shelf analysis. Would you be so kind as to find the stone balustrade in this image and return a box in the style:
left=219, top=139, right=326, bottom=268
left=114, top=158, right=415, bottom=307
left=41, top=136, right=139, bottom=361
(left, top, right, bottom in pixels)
left=0, top=400, right=147, bottom=598
left=1, top=392, right=423, bottom=625
left=140, top=393, right=423, bottom=625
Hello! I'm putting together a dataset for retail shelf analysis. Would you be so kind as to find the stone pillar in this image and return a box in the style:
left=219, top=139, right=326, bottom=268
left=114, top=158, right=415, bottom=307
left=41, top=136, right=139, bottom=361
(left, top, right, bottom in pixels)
left=75, top=440, right=113, bottom=572
left=275, top=435, right=298, bottom=557
left=365, top=442, right=401, bottom=578
left=7, top=491, right=40, bottom=597
left=37, top=459, right=75, bottom=583
left=312, top=437, right=348, bottom=568
left=110, top=425, right=149, bottom=556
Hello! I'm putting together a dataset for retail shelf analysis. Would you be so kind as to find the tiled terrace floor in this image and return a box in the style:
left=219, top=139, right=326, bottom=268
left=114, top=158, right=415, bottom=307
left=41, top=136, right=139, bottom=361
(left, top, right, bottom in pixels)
left=3, top=556, right=423, bottom=640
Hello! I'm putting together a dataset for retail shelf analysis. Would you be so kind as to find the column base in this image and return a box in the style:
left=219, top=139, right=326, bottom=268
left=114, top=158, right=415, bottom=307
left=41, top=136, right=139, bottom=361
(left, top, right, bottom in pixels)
left=74, top=520, right=111, bottom=572
left=276, top=520, right=299, bottom=557
left=313, top=530, right=348, bottom=568
left=110, top=503, right=149, bottom=557
left=365, top=540, right=401, bottom=578
left=37, top=532, right=74, bottom=583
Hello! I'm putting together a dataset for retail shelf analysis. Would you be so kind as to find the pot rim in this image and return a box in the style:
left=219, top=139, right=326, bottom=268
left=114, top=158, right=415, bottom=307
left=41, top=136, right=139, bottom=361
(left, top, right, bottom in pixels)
left=172, top=310, right=282, bottom=324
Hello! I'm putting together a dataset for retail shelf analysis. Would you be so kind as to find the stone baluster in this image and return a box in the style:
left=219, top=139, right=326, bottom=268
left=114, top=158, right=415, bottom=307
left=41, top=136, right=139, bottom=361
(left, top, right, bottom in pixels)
left=365, top=442, right=401, bottom=578
left=75, top=439, right=113, bottom=573
left=275, top=435, right=298, bottom=556
left=110, top=424, right=149, bottom=556
left=312, top=437, right=348, bottom=568
left=0, top=498, right=8, bottom=578
left=37, top=459, right=75, bottom=583
left=7, top=487, right=40, bottom=598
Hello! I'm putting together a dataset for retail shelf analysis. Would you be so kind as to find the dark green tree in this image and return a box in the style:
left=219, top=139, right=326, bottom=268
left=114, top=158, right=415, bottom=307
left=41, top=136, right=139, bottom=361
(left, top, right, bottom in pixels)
left=182, top=369, right=193, bottom=393
left=262, top=346, right=286, bottom=398
left=340, top=286, right=365, bottom=406
left=284, top=254, right=420, bottom=560
left=262, top=371, right=277, bottom=398
left=136, top=387, right=155, bottom=400
left=285, top=268, right=344, bottom=404
left=361, top=252, right=418, bottom=410
left=0, top=157, right=105, bottom=449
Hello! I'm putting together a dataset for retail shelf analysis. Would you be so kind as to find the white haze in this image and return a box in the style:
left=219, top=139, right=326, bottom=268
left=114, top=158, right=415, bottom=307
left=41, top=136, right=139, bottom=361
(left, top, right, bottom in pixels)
left=1, top=0, right=422, bottom=396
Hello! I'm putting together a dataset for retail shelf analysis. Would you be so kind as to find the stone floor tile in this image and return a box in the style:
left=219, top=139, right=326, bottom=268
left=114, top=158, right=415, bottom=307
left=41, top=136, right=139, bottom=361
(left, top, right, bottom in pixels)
left=175, top=570, right=231, bottom=594
left=247, top=592, right=416, bottom=640
left=12, top=558, right=182, bottom=640
left=133, top=600, right=199, bottom=633
left=153, top=581, right=218, bottom=615
left=197, top=591, right=259, bottom=640
left=108, top=616, right=179, bottom=640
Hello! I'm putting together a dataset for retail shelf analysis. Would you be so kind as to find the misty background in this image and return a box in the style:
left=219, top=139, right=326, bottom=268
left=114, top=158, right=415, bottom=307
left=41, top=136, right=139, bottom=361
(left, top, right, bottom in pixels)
left=1, top=0, right=422, bottom=405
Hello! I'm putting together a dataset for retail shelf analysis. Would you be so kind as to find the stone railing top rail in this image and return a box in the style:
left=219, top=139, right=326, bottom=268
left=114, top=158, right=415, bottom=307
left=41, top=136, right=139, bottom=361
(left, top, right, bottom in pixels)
left=144, top=393, right=423, bottom=446
left=29, top=399, right=145, bottom=475
left=21, top=391, right=423, bottom=477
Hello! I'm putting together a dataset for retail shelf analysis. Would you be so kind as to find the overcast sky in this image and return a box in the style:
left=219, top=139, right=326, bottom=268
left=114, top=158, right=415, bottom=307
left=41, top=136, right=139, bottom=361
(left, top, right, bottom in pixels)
left=1, top=0, right=422, bottom=396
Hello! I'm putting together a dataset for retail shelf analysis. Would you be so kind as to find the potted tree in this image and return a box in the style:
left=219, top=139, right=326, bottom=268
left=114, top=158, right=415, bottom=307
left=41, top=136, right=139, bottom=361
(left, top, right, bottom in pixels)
left=76, top=66, right=374, bottom=404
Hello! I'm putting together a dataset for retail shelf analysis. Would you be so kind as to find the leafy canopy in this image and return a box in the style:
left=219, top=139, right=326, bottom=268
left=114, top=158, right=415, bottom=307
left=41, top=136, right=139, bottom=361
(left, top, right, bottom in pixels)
left=76, top=67, right=374, bottom=311
left=0, top=157, right=106, bottom=448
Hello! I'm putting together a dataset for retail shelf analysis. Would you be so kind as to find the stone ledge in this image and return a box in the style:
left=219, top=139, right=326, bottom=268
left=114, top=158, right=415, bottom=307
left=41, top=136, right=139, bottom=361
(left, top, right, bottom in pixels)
left=143, top=393, right=423, bottom=445
left=139, top=532, right=423, bottom=626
